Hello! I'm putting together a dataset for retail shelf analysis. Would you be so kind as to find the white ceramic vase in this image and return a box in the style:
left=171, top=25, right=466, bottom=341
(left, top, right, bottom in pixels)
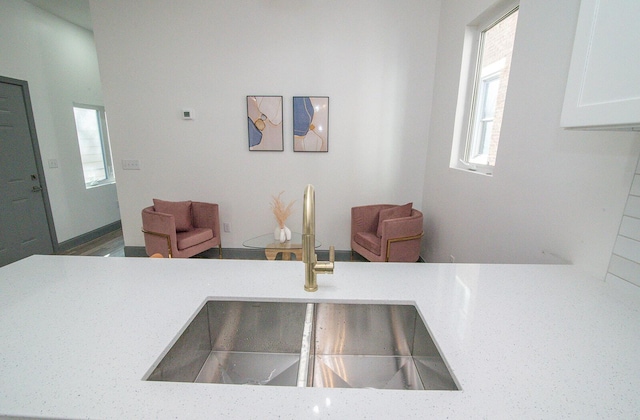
left=274, top=225, right=292, bottom=243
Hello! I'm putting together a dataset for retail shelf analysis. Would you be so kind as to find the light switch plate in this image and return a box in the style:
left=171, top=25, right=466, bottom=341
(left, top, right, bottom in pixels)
left=122, top=159, right=141, bottom=170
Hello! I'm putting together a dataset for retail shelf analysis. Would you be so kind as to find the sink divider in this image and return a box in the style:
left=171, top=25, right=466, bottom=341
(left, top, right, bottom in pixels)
left=296, top=303, right=315, bottom=387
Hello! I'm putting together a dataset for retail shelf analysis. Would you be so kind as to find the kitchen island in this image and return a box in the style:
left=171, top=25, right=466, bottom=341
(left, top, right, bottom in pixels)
left=0, top=255, right=639, bottom=418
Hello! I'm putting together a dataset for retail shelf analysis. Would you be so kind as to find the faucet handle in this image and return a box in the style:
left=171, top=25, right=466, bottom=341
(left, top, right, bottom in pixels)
left=314, top=245, right=335, bottom=274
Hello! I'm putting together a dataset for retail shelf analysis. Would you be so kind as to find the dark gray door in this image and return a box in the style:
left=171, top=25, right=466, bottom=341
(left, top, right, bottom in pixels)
left=0, top=77, right=54, bottom=267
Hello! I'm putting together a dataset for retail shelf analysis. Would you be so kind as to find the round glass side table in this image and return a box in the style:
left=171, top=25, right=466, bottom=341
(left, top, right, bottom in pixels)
left=242, top=232, right=321, bottom=260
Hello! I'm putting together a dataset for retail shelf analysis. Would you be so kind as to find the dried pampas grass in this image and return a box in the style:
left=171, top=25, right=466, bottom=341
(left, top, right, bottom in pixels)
left=270, top=191, right=295, bottom=228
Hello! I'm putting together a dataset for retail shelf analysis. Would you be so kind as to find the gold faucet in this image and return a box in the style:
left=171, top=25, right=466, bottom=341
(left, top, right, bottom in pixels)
left=302, top=184, right=334, bottom=292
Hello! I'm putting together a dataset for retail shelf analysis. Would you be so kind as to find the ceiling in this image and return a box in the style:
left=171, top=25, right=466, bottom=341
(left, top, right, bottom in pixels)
left=24, top=0, right=93, bottom=31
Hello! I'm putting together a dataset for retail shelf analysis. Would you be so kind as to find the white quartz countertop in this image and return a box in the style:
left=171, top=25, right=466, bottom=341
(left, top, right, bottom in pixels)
left=1, top=255, right=639, bottom=418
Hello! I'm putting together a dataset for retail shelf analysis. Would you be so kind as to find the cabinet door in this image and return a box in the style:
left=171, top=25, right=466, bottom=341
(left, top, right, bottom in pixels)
left=561, top=0, right=640, bottom=129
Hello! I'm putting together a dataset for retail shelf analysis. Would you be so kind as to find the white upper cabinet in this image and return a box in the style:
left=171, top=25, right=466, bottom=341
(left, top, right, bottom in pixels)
left=561, top=0, right=640, bottom=130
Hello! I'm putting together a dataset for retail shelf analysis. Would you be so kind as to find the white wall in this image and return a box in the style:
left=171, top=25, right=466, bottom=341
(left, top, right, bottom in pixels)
left=90, top=0, right=440, bottom=250
left=0, top=0, right=120, bottom=243
left=422, top=0, right=640, bottom=278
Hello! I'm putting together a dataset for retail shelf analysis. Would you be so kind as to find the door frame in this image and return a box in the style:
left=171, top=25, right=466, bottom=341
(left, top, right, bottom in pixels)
left=1, top=75, right=58, bottom=253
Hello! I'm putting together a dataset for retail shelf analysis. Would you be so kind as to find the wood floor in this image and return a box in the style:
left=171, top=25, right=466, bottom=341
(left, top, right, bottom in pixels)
left=58, top=229, right=125, bottom=257
left=55, top=229, right=372, bottom=261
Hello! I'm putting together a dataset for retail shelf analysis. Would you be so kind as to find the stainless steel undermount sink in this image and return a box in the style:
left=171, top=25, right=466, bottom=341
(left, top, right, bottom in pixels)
left=146, top=300, right=458, bottom=391
left=146, top=301, right=307, bottom=386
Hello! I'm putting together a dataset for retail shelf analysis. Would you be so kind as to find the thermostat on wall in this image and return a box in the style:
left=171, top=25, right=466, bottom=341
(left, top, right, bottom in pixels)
left=182, top=108, right=194, bottom=120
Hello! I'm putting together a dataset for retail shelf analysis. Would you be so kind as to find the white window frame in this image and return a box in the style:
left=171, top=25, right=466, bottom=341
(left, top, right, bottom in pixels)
left=468, top=68, right=500, bottom=165
left=450, top=1, right=519, bottom=176
left=72, top=103, right=115, bottom=189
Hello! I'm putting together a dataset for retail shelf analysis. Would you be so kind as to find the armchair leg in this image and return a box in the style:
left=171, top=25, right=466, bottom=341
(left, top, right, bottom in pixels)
left=141, top=228, right=173, bottom=258
left=219, top=244, right=223, bottom=259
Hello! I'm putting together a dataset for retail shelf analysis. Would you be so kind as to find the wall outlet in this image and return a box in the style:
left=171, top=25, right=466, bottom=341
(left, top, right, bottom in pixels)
left=449, top=255, right=455, bottom=263
left=122, top=159, right=141, bottom=170
left=223, top=223, right=231, bottom=233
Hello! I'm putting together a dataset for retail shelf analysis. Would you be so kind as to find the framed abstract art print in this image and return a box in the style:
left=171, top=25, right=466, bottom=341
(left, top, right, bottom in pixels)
left=247, top=96, right=284, bottom=151
left=293, top=96, right=329, bottom=152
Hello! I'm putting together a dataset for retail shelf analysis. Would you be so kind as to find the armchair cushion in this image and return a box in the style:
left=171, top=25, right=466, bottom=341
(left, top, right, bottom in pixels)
left=153, top=199, right=193, bottom=232
left=354, top=232, right=381, bottom=255
left=377, top=202, right=412, bottom=237
left=176, top=228, right=214, bottom=249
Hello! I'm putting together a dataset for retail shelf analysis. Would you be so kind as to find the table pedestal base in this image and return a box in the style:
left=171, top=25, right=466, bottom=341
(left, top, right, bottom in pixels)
left=264, top=248, right=302, bottom=261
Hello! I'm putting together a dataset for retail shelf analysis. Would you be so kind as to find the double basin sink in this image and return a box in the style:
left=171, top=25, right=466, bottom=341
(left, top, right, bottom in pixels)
left=146, top=300, right=458, bottom=390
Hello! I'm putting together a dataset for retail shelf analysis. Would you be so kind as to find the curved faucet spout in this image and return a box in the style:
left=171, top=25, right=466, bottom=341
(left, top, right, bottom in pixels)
left=302, top=184, right=334, bottom=292
left=303, top=185, right=315, bottom=235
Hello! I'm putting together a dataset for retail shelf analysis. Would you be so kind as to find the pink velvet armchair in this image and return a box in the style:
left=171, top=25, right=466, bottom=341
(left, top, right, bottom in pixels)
left=351, top=203, right=423, bottom=262
left=141, top=199, right=222, bottom=258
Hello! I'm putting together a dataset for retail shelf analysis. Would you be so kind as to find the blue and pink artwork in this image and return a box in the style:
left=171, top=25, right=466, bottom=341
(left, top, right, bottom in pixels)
left=293, top=96, right=329, bottom=152
left=247, top=96, right=283, bottom=151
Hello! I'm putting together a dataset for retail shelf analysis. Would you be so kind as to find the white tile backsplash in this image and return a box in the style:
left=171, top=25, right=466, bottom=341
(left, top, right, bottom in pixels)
left=607, top=156, right=640, bottom=287
left=619, top=216, right=640, bottom=242
left=624, top=195, right=640, bottom=219
left=631, top=175, right=640, bottom=196
left=608, top=255, right=640, bottom=287
left=613, top=236, right=640, bottom=264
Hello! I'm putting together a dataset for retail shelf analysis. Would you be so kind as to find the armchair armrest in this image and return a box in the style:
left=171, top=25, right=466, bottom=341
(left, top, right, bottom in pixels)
left=191, top=202, right=220, bottom=237
left=378, top=212, right=423, bottom=241
left=378, top=209, right=424, bottom=262
left=141, top=206, right=178, bottom=257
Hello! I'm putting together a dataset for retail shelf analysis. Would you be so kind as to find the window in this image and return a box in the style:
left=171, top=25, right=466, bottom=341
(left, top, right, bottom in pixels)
left=451, top=3, right=519, bottom=175
left=73, top=104, right=115, bottom=188
left=470, top=74, right=500, bottom=164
